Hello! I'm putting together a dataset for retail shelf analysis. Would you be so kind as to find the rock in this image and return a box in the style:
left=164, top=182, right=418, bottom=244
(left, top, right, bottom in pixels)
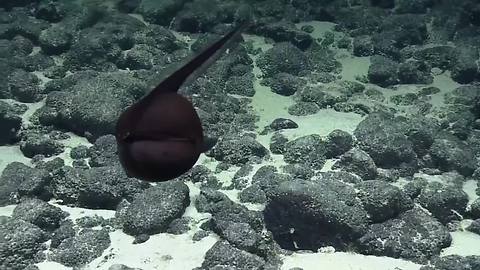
left=470, top=198, right=480, bottom=219
left=255, top=21, right=313, bottom=50
left=19, top=133, right=64, bottom=158
left=39, top=25, right=72, bottom=55
left=50, top=228, right=111, bottom=267
left=109, top=264, right=144, bottom=270
left=325, top=129, right=353, bottom=158
left=355, top=180, right=414, bottom=222
left=398, top=59, right=433, bottom=84
left=7, top=69, right=42, bottom=102
left=257, top=42, right=312, bottom=77
left=357, top=207, right=451, bottom=263
left=225, top=74, right=255, bottom=97
left=354, top=112, right=417, bottom=170
left=0, top=219, right=49, bottom=270
left=239, top=185, right=267, bottom=204
left=420, top=255, right=480, bottom=270
left=265, top=72, right=305, bottom=97
left=121, top=181, right=189, bottom=235
left=0, top=162, right=51, bottom=206
left=138, top=0, right=187, bottom=26
left=199, top=241, right=266, bottom=270
left=0, top=101, right=22, bottom=144
left=264, top=179, right=369, bottom=250
left=429, top=137, right=476, bottom=176
left=50, top=165, right=149, bottom=209
left=368, top=55, right=399, bottom=87
left=353, top=35, right=374, bottom=56
left=12, top=198, right=68, bottom=231
left=417, top=181, right=469, bottom=224
left=210, top=136, right=268, bottom=165
left=333, top=148, right=377, bottom=180
left=283, top=134, right=327, bottom=170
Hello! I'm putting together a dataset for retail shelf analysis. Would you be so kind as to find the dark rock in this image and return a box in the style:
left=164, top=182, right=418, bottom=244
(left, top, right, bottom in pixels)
left=117, top=44, right=164, bottom=70
left=88, top=135, right=119, bottom=167
left=265, top=72, right=305, bottom=96
left=230, top=164, right=253, bottom=190
left=19, top=53, right=55, bottom=72
left=368, top=55, right=399, bottom=87
left=239, top=185, right=267, bottom=204
left=470, top=198, right=480, bottom=219
left=412, top=45, right=458, bottom=70
left=166, top=217, right=191, bottom=235
left=51, top=220, right=75, bottom=248
left=430, top=137, right=476, bottom=176
left=210, top=136, right=268, bottom=165
left=35, top=156, right=64, bottom=172
left=325, top=129, right=353, bottom=158
left=0, top=101, right=22, bottom=144
left=451, top=46, right=479, bottom=84
left=0, top=11, right=49, bottom=42
left=39, top=25, right=72, bottom=55
left=283, top=134, right=327, bottom=170
left=40, top=72, right=146, bottom=140
left=251, top=166, right=292, bottom=199
left=50, top=228, right=111, bottom=267
left=398, top=59, right=433, bottom=84
left=7, top=69, right=42, bottom=102
left=354, top=112, right=417, bottom=169
left=0, top=162, right=51, bottom=206
left=282, top=163, right=314, bottom=180
left=199, top=241, right=266, bottom=270
left=269, top=132, right=288, bottom=154
left=269, top=118, right=298, bottom=131
left=357, top=207, right=451, bottom=263
left=395, top=0, right=432, bottom=14
left=353, top=35, right=374, bottom=56
left=70, top=145, right=89, bottom=159
left=419, top=86, right=441, bottom=96
left=35, top=1, right=66, bottom=22
left=316, top=171, right=363, bottom=184
left=257, top=42, right=312, bottom=77
left=19, top=133, right=64, bottom=158
left=121, top=181, right=189, bottom=235
left=403, top=177, right=428, bottom=199
left=390, top=93, right=419, bottom=106
left=264, top=179, right=369, bottom=250
left=355, top=180, right=413, bottom=222
left=256, top=21, right=313, bottom=50
left=12, top=198, right=68, bottom=231
left=288, top=102, right=320, bottom=116
left=333, top=148, right=377, bottom=180
left=132, top=234, right=149, bottom=244
left=117, top=0, right=142, bottom=13
left=133, top=24, right=183, bottom=53
left=225, top=74, right=255, bottom=97
left=109, top=264, right=144, bottom=270
left=420, top=255, right=480, bottom=270
left=0, top=219, right=49, bottom=270
left=51, top=165, right=149, bottom=209
left=138, top=0, right=187, bottom=26
left=76, top=215, right=105, bottom=228
left=370, top=0, right=395, bottom=8
left=417, top=181, right=469, bottom=224
left=192, top=230, right=210, bottom=241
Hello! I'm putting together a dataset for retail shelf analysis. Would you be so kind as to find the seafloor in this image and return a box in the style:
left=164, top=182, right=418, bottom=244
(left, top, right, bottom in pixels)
left=1, top=0, right=480, bottom=270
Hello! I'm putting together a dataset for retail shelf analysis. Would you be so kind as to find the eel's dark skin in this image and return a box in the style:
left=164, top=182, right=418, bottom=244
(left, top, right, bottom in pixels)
left=115, top=23, right=247, bottom=182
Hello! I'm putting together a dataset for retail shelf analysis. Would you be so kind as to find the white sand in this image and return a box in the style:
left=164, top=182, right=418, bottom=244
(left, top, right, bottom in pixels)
left=281, top=252, right=423, bottom=270
left=442, top=219, right=480, bottom=257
